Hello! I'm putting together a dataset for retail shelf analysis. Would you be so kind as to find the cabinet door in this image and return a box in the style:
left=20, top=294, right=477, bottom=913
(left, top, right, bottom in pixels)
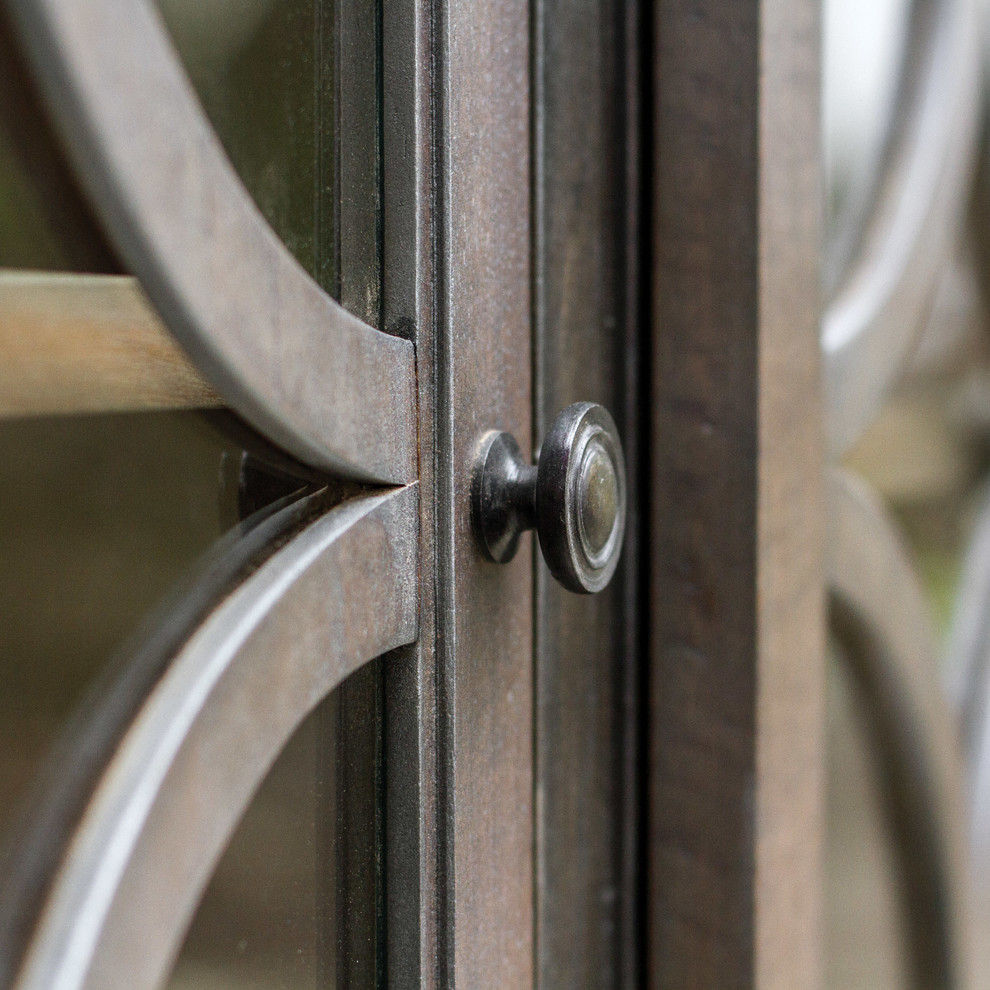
left=0, top=0, right=647, bottom=986
left=19, top=0, right=975, bottom=986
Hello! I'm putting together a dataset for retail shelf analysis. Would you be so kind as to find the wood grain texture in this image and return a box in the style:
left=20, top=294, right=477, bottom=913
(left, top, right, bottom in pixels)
left=7, top=0, right=417, bottom=482
left=437, top=0, right=534, bottom=982
left=649, top=0, right=824, bottom=987
left=532, top=0, right=641, bottom=980
left=0, top=271, right=220, bottom=416
left=381, top=0, right=441, bottom=983
left=755, top=2, right=823, bottom=987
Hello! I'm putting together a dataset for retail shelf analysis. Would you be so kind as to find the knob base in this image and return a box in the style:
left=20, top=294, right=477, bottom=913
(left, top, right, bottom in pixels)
left=471, top=431, right=537, bottom=564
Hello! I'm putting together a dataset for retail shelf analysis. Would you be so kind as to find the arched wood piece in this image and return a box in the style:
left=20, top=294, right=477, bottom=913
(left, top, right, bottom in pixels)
left=4, top=0, right=417, bottom=484
left=13, top=484, right=419, bottom=990
left=822, top=0, right=980, bottom=458
left=826, top=469, right=976, bottom=988
left=947, top=481, right=990, bottom=953
left=946, top=479, right=990, bottom=747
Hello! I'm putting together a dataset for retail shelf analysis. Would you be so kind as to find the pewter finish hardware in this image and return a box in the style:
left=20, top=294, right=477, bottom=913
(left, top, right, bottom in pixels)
left=472, top=402, right=626, bottom=594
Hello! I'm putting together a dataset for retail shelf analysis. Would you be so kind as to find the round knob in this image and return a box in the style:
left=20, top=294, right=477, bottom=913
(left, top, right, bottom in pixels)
left=471, top=402, right=626, bottom=594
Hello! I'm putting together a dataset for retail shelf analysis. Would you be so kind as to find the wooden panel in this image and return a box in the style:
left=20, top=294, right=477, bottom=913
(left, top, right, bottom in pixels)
left=382, top=0, right=440, bottom=982
left=532, top=0, right=642, bottom=982
left=0, top=272, right=219, bottom=416
left=649, top=0, right=824, bottom=987
left=437, top=0, right=534, bottom=982
left=755, top=4, right=824, bottom=985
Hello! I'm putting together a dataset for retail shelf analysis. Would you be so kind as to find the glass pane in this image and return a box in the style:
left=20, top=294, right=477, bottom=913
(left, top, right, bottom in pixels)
left=168, top=662, right=383, bottom=990
left=0, top=412, right=240, bottom=851
left=168, top=697, right=326, bottom=990
left=156, top=0, right=326, bottom=285
left=0, top=412, right=385, bottom=987
left=0, top=21, right=117, bottom=271
left=155, top=0, right=381, bottom=320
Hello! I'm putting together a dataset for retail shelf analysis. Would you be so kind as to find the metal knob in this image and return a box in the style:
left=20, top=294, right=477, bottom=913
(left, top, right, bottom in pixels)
left=471, top=402, right=626, bottom=594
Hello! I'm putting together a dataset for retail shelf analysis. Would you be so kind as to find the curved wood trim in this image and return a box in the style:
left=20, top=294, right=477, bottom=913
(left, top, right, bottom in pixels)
left=14, top=485, right=419, bottom=990
left=822, top=0, right=981, bottom=458
left=5, top=0, right=417, bottom=483
left=827, top=469, right=975, bottom=988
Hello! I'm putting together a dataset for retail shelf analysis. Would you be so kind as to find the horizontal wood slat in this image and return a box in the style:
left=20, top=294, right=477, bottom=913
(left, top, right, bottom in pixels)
left=0, top=271, right=220, bottom=417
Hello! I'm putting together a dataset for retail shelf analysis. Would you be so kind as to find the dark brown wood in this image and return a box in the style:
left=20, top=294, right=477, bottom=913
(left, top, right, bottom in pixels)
left=649, top=0, right=824, bottom=987
left=532, top=0, right=642, bottom=982
left=331, top=12, right=387, bottom=981
left=382, top=0, right=440, bottom=983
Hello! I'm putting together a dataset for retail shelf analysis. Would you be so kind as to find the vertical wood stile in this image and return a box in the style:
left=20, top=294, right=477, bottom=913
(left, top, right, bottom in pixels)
left=437, top=0, right=534, bottom=983
left=649, top=0, right=824, bottom=986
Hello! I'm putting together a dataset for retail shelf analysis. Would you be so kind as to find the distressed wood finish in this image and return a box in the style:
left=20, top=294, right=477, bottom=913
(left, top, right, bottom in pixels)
left=381, top=0, right=440, bottom=982
left=755, top=4, right=824, bottom=984
left=649, top=0, right=824, bottom=987
left=0, top=272, right=219, bottom=416
left=13, top=486, right=420, bottom=990
left=532, top=0, right=642, bottom=981
left=437, top=0, right=534, bottom=982
left=5, top=0, right=416, bottom=483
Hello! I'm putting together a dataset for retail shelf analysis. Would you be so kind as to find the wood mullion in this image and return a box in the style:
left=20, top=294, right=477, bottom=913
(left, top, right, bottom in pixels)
left=0, top=271, right=219, bottom=416
left=436, top=0, right=534, bottom=981
left=648, top=0, right=824, bottom=986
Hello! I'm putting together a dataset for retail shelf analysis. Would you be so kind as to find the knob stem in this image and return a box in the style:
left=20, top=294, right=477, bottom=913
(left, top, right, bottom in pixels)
left=471, top=432, right=536, bottom=564
left=507, top=463, right=539, bottom=530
